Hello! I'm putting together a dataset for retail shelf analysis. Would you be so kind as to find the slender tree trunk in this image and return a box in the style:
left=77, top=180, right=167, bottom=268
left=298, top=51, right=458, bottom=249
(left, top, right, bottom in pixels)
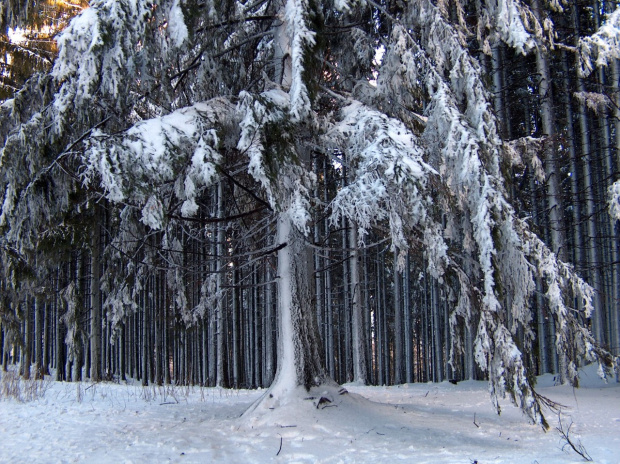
left=376, top=255, right=384, bottom=385
left=598, top=62, right=616, bottom=349
left=232, top=265, right=240, bottom=388
left=34, top=296, right=42, bottom=379
left=562, top=51, right=585, bottom=272
left=349, top=224, right=367, bottom=384
left=321, top=157, right=335, bottom=380
left=42, top=301, right=50, bottom=376
left=216, top=181, right=226, bottom=387
left=363, top=248, right=373, bottom=383
left=208, top=222, right=217, bottom=386
left=22, top=300, right=32, bottom=379
left=432, top=279, right=443, bottom=382
left=533, top=0, right=568, bottom=263
left=404, top=254, right=413, bottom=383
left=154, top=272, right=162, bottom=386
left=341, top=215, right=351, bottom=382
left=90, top=213, right=102, bottom=382
left=119, top=323, right=126, bottom=381
left=393, top=250, right=403, bottom=384
left=141, top=289, right=149, bottom=386
left=577, top=72, right=605, bottom=344
left=380, top=252, right=390, bottom=384
left=491, top=44, right=507, bottom=139
left=265, top=263, right=275, bottom=385
left=1, top=326, right=8, bottom=372
left=54, top=268, right=65, bottom=381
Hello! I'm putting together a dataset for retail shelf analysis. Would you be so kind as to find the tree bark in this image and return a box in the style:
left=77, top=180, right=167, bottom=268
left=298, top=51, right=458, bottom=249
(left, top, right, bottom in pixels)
left=216, top=180, right=226, bottom=387
left=34, top=296, right=42, bottom=379
left=533, top=0, right=568, bottom=262
left=90, top=212, right=102, bottom=382
left=393, top=250, right=403, bottom=384
left=349, top=224, right=367, bottom=384
left=270, top=213, right=325, bottom=394
left=21, top=300, right=31, bottom=380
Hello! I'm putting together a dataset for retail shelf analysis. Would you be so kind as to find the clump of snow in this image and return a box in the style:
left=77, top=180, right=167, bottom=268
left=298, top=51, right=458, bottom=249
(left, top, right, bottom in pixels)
left=609, top=180, right=620, bottom=221
left=283, top=0, right=316, bottom=120
left=574, top=91, right=612, bottom=114
left=83, top=101, right=224, bottom=228
left=167, top=0, right=188, bottom=48
left=141, top=195, right=165, bottom=230
left=329, top=101, right=435, bottom=255
left=578, top=7, right=620, bottom=76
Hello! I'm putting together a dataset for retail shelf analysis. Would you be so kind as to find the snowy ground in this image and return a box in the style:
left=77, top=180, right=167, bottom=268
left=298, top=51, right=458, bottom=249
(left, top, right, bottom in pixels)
left=1, top=366, right=619, bottom=463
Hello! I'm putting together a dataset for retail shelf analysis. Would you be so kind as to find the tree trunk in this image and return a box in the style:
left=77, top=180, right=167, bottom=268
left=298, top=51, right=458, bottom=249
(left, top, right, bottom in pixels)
left=232, top=265, right=241, bottom=388
left=208, top=221, right=217, bottom=386
left=216, top=180, right=226, bottom=387
left=341, top=214, right=351, bottom=382
left=34, top=296, right=42, bottom=379
left=393, top=250, right=403, bottom=384
left=349, top=224, right=367, bottom=384
left=577, top=71, right=605, bottom=345
left=324, top=157, right=335, bottom=379
left=404, top=254, right=413, bottom=383
left=90, top=213, right=102, bottom=382
left=1, top=326, right=8, bottom=372
left=141, top=289, right=149, bottom=386
left=42, top=301, right=50, bottom=376
left=611, top=59, right=620, bottom=359
left=253, top=211, right=326, bottom=406
left=22, top=300, right=32, bottom=380
left=376, top=255, right=384, bottom=385
left=432, top=278, right=443, bottom=382
left=562, top=51, right=585, bottom=272
left=533, top=0, right=568, bottom=263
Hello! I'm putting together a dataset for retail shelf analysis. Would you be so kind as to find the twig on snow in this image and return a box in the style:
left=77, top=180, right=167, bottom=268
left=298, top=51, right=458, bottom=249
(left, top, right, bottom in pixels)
left=556, top=412, right=592, bottom=461
left=276, top=435, right=283, bottom=456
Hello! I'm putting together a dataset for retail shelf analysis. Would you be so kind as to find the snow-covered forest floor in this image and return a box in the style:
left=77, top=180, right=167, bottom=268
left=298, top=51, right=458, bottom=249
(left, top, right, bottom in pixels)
left=1, top=365, right=618, bottom=464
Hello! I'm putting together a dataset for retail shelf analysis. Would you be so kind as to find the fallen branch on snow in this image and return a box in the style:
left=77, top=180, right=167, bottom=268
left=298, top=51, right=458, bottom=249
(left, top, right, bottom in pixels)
left=556, top=412, right=592, bottom=462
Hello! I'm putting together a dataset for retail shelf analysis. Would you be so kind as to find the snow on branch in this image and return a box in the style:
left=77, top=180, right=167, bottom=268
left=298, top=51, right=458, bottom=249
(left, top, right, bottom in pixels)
left=51, top=0, right=189, bottom=135
left=83, top=99, right=232, bottom=229
left=237, top=89, right=313, bottom=234
left=479, top=0, right=537, bottom=54
left=505, top=137, right=545, bottom=181
left=167, top=0, right=189, bottom=48
left=573, top=91, right=612, bottom=115
left=52, top=1, right=150, bottom=122
left=520, top=224, right=617, bottom=384
left=283, top=0, right=316, bottom=120
left=609, top=181, right=620, bottom=221
left=370, top=0, right=616, bottom=426
left=577, top=6, right=620, bottom=76
left=328, top=101, right=436, bottom=266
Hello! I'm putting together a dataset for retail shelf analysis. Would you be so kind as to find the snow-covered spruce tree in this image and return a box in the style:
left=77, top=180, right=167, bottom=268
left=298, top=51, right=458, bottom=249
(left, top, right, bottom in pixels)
left=0, top=0, right=617, bottom=425
left=0, top=0, right=179, bottom=380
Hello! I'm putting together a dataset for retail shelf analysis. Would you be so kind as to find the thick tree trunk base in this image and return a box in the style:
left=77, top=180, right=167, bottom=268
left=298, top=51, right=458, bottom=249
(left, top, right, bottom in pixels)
left=243, top=380, right=364, bottom=421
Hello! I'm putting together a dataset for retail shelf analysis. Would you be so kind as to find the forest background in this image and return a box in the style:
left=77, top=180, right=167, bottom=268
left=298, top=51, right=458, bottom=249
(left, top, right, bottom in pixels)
left=0, top=0, right=619, bottom=428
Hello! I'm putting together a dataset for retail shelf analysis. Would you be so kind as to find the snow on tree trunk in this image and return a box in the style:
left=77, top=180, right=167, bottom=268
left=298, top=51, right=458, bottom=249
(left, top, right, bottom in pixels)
left=247, top=210, right=327, bottom=412
left=350, top=224, right=367, bottom=385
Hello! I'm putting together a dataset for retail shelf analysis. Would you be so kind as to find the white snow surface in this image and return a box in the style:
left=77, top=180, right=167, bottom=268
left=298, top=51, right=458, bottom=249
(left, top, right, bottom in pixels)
left=1, top=365, right=619, bottom=463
